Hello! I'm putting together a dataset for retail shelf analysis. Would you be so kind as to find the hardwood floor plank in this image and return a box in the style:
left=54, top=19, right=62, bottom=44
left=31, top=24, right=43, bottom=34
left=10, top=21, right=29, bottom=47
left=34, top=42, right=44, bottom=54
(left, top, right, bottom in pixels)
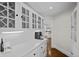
left=48, top=48, right=68, bottom=57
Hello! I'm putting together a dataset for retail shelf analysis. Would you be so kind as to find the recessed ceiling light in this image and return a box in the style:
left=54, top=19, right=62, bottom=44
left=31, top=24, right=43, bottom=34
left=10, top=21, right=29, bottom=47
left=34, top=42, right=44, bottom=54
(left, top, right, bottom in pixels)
left=49, top=6, right=53, bottom=10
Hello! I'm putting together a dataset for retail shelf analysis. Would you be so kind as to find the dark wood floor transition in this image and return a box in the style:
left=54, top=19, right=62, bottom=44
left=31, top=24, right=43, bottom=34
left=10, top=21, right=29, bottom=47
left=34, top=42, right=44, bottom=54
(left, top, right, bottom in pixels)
left=48, top=48, right=68, bottom=57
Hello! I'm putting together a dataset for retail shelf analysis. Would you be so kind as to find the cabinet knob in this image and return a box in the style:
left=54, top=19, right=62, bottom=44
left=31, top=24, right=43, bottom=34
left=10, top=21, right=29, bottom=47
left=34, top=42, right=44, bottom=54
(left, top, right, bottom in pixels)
left=41, top=47, right=43, bottom=48
left=33, top=53, right=36, bottom=56
left=16, top=14, right=18, bottom=16
left=21, top=15, right=23, bottom=18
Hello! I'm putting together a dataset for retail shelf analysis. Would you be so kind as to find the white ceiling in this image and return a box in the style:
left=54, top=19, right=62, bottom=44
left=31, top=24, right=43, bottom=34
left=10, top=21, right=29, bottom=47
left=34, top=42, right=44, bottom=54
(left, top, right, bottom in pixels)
left=26, top=2, right=76, bottom=16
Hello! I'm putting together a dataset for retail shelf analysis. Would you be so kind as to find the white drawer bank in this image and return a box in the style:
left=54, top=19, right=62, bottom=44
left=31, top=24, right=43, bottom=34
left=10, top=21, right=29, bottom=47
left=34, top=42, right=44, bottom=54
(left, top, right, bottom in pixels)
left=0, top=39, right=47, bottom=57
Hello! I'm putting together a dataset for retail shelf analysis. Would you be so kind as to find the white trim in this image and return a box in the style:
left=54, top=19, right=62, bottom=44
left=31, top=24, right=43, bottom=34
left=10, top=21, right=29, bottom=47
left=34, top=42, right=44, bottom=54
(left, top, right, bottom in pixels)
left=2, top=31, right=24, bottom=34
left=53, top=45, right=72, bottom=57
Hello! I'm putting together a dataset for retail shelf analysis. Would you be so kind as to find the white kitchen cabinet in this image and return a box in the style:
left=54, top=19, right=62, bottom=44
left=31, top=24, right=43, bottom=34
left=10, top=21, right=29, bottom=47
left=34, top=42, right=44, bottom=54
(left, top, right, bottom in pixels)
left=20, top=3, right=30, bottom=28
left=0, top=2, right=45, bottom=29
left=0, top=2, right=15, bottom=28
left=37, top=40, right=47, bottom=57
left=0, top=2, right=22, bottom=29
left=71, top=3, right=79, bottom=57
left=24, top=40, right=47, bottom=57
left=0, top=2, right=46, bottom=57
left=26, top=49, right=38, bottom=57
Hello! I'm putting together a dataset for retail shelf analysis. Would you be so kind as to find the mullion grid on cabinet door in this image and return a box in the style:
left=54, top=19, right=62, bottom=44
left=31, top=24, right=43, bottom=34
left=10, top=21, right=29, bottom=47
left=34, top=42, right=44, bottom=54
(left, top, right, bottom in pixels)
left=38, top=16, right=41, bottom=29
left=0, top=2, right=8, bottom=28
left=32, top=13, right=37, bottom=29
left=0, top=2, right=15, bottom=28
left=32, top=13, right=34, bottom=29
left=35, top=14, right=37, bottom=29
left=25, top=8, right=29, bottom=28
left=22, top=7, right=30, bottom=28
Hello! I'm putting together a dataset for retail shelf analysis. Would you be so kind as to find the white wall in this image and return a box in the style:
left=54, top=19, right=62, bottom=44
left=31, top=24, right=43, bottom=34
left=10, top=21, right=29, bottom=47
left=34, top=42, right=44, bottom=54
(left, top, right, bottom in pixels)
left=52, top=9, right=73, bottom=56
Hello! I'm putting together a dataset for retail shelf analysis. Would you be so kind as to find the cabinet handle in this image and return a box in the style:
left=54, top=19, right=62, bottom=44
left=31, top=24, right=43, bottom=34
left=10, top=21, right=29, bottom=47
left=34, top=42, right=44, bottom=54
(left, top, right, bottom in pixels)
left=21, top=15, right=23, bottom=18
left=16, top=14, right=18, bottom=16
left=33, top=53, right=36, bottom=56
left=41, top=47, right=43, bottom=48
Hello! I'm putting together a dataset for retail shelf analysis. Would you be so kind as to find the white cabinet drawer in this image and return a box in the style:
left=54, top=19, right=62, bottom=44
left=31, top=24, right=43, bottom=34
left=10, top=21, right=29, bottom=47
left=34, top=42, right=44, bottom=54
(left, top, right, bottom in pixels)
left=23, top=40, right=47, bottom=57
left=25, top=49, right=38, bottom=57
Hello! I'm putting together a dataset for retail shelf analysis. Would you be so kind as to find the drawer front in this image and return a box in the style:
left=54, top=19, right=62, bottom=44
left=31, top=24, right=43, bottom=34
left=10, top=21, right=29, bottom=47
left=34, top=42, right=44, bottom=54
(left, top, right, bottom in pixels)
left=23, top=40, right=47, bottom=57
left=37, top=41, right=47, bottom=57
left=24, top=49, right=38, bottom=57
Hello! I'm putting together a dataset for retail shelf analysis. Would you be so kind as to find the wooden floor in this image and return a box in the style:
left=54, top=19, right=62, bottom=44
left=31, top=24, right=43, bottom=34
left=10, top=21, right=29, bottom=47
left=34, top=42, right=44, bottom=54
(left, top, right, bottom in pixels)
left=48, top=48, right=68, bottom=57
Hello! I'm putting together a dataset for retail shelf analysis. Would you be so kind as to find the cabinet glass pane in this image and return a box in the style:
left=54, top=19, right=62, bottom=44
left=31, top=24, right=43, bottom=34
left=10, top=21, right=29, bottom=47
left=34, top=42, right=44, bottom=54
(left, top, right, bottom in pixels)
left=26, top=9, right=29, bottom=16
left=32, top=13, right=34, bottom=18
left=22, top=7, right=25, bottom=14
left=3, top=9, right=7, bottom=16
left=9, top=19, right=15, bottom=28
left=22, top=15, right=25, bottom=21
left=0, top=17, right=7, bottom=28
left=22, top=7, right=30, bottom=29
left=38, top=17, right=41, bottom=29
left=35, top=14, right=37, bottom=28
left=32, top=19, right=34, bottom=23
left=0, top=5, right=7, bottom=17
left=2, top=18, right=7, bottom=24
left=22, top=22, right=26, bottom=28
left=9, top=2, right=15, bottom=10
left=26, top=23, right=29, bottom=28
left=32, top=24, right=34, bottom=28
left=0, top=2, right=7, bottom=6
left=0, top=5, right=5, bottom=11
left=26, top=17, right=29, bottom=22
left=0, top=21, right=5, bottom=27
left=9, top=9, right=15, bottom=19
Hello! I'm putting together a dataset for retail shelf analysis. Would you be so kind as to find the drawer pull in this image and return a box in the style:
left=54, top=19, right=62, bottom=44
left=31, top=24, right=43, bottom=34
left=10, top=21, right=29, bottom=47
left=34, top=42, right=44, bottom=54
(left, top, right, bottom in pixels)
left=41, top=47, right=43, bottom=48
left=16, top=14, right=18, bottom=16
left=33, top=53, right=36, bottom=56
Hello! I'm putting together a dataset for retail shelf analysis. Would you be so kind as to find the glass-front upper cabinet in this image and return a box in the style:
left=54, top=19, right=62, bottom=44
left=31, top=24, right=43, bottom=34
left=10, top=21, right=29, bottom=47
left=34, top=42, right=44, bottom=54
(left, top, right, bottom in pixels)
left=38, top=16, right=41, bottom=29
left=0, top=2, right=15, bottom=28
left=32, top=13, right=37, bottom=29
left=42, top=19, right=44, bottom=29
left=22, top=6, right=30, bottom=28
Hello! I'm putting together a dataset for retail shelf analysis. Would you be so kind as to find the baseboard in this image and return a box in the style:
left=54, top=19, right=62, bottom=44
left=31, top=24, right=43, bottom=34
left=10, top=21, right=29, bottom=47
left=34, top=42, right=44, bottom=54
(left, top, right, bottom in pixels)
left=53, top=45, right=72, bottom=57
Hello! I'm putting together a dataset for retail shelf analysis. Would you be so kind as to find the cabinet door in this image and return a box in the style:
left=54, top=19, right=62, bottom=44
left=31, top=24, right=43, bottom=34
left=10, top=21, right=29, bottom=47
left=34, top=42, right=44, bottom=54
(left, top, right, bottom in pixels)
left=37, top=44, right=44, bottom=57
left=38, top=16, right=41, bottom=29
left=0, top=2, right=16, bottom=28
left=21, top=3, right=30, bottom=28
left=25, top=49, right=38, bottom=57
left=32, top=13, right=37, bottom=29
left=43, top=40, right=47, bottom=56
left=37, top=41, right=47, bottom=57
